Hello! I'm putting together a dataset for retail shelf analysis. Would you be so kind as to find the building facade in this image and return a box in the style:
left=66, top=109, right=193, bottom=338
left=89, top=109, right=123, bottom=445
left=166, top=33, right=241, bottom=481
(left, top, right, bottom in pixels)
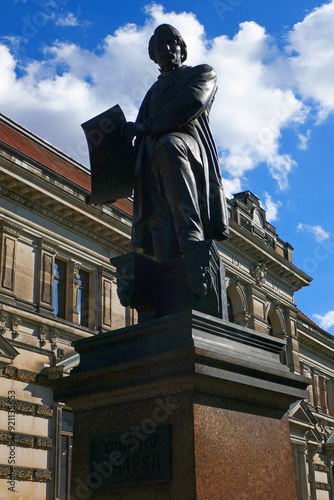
left=0, top=113, right=333, bottom=499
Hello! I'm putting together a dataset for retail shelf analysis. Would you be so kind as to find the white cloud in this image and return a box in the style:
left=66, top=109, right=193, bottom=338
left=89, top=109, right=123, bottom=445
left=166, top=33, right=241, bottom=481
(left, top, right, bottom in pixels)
left=297, top=129, right=311, bottom=151
left=313, top=311, right=334, bottom=330
left=203, top=21, right=307, bottom=190
left=287, top=1, right=334, bottom=122
left=261, top=192, right=282, bottom=222
left=55, top=13, right=80, bottom=27
left=1, top=36, right=22, bottom=51
left=222, top=177, right=242, bottom=200
left=0, top=2, right=331, bottom=188
left=297, top=223, right=330, bottom=242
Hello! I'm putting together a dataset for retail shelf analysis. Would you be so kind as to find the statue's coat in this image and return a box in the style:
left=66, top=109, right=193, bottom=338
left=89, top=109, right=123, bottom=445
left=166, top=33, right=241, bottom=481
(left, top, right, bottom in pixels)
left=131, top=63, right=229, bottom=256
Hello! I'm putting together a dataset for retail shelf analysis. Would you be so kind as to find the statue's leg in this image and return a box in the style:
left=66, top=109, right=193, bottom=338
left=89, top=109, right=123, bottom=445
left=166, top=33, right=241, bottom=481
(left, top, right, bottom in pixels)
left=154, top=134, right=211, bottom=294
left=146, top=197, right=181, bottom=261
left=154, top=134, right=205, bottom=247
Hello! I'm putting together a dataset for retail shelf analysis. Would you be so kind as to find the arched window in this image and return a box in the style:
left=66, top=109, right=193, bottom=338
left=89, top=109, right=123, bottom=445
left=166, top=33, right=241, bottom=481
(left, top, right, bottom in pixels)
left=253, top=209, right=264, bottom=228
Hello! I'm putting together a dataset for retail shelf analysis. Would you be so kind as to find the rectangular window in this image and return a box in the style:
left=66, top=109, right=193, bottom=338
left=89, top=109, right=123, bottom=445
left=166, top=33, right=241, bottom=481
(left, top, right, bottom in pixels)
left=78, top=270, right=89, bottom=327
left=54, top=259, right=66, bottom=319
left=60, top=410, right=73, bottom=500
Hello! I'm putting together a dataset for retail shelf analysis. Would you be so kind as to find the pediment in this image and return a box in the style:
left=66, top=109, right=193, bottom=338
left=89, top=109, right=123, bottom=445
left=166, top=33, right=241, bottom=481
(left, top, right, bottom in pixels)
left=289, top=400, right=324, bottom=443
left=289, top=400, right=317, bottom=425
left=0, top=336, right=19, bottom=366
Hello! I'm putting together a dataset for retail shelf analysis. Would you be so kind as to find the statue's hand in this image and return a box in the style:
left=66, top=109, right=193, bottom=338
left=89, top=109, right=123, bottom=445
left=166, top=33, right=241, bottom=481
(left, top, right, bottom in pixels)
left=122, top=122, right=148, bottom=142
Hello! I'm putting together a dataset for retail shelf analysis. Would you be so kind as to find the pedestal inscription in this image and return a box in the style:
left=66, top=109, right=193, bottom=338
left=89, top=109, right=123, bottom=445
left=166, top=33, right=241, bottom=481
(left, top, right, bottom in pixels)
left=90, top=426, right=171, bottom=485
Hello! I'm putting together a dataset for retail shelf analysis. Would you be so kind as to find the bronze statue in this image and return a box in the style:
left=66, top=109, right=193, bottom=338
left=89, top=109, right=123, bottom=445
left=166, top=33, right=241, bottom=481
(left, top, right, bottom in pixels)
left=122, top=23, right=229, bottom=295
left=83, top=23, right=229, bottom=301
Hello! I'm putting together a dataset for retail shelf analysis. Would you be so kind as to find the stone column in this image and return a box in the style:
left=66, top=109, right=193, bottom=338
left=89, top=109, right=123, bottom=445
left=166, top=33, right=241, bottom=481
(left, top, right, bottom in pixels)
left=306, top=446, right=318, bottom=500
left=292, top=443, right=309, bottom=500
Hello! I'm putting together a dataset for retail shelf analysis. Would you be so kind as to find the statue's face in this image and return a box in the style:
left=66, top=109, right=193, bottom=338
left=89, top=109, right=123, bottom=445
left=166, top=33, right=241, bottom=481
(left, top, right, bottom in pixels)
left=153, top=30, right=182, bottom=71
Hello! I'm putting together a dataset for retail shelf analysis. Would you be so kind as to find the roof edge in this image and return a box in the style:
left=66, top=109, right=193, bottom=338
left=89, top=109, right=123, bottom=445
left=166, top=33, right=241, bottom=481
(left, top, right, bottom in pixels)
left=0, top=112, right=90, bottom=176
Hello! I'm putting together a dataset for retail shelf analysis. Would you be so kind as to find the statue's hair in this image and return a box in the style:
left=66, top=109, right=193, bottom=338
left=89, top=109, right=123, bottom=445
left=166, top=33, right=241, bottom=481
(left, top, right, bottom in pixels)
left=148, top=24, right=187, bottom=63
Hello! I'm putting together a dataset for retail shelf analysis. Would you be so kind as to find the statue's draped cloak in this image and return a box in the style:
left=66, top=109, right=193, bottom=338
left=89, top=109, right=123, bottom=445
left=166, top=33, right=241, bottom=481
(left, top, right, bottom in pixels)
left=131, top=63, right=229, bottom=256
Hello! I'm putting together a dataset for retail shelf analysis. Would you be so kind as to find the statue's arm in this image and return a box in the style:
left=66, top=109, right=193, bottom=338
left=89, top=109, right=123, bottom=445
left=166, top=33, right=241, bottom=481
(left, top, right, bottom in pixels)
left=145, top=64, right=217, bottom=139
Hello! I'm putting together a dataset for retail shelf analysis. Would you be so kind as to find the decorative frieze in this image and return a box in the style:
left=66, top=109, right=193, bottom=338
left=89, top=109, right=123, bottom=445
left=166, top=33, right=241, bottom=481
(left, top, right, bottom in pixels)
left=2, top=365, right=48, bottom=385
left=10, top=339, right=55, bottom=361
left=0, top=430, right=33, bottom=448
left=34, top=468, right=52, bottom=482
left=0, top=395, right=53, bottom=418
left=56, top=337, right=72, bottom=346
left=315, top=482, right=331, bottom=491
left=35, top=435, right=53, bottom=449
left=314, top=464, right=330, bottom=473
left=36, top=403, right=54, bottom=418
left=0, top=464, right=51, bottom=482
left=0, top=185, right=128, bottom=254
left=0, top=431, right=52, bottom=450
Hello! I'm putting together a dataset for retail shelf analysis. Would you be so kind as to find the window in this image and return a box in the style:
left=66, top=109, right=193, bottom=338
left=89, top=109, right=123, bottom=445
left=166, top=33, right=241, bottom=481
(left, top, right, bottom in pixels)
left=78, top=270, right=89, bottom=327
left=60, top=410, right=73, bottom=500
left=54, top=260, right=66, bottom=319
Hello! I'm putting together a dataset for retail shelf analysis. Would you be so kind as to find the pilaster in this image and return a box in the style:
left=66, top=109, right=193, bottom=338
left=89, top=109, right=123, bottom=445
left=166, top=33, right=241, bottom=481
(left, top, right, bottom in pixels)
left=0, top=221, right=22, bottom=303
left=38, top=238, right=58, bottom=316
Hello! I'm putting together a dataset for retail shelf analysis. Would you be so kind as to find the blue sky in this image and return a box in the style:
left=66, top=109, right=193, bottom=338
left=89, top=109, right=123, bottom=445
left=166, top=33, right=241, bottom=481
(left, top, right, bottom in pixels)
left=0, top=0, right=333, bottom=333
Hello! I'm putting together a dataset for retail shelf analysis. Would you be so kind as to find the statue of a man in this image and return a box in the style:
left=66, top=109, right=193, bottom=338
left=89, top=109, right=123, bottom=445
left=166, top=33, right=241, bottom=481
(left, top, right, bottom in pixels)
left=123, top=23, right=229, bottom=294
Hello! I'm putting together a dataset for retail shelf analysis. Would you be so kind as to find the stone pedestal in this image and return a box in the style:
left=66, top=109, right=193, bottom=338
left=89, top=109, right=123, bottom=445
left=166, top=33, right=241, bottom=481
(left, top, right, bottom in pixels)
left=53, top=311, right=310, bottom=500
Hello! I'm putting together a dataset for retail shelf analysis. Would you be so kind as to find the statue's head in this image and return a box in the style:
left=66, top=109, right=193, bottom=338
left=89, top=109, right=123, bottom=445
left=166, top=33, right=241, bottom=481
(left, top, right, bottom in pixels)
left=149, top=24, right=187, bottom=70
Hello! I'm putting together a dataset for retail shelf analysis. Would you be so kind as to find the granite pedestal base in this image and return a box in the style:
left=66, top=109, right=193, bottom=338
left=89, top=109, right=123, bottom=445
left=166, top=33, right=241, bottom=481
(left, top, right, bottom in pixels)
left=53, top=311, right=310, bottom=500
